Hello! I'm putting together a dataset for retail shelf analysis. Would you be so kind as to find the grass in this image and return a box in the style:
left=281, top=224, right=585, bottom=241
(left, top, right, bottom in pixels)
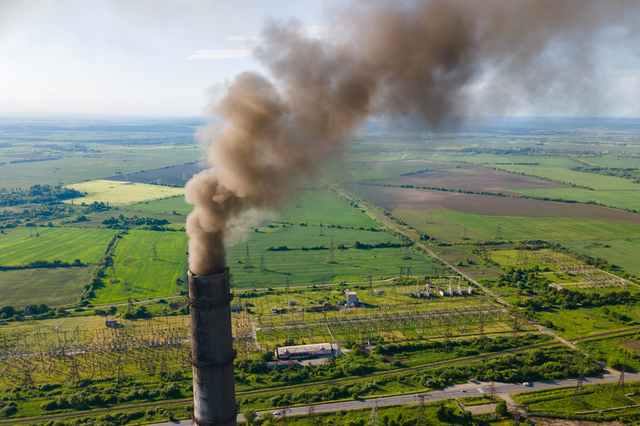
left=0, top=267, right=92, bottom=307
left=459, top=395, right=501, bottom=406
left=494, top=165, right=640, bottom=191
left=0, top=227, right=116, bottom=265
left=277, top=188, right=380, bottom=228
left=515, top=187, right=640, bottom=211
left=559, top=238, right=640, bottom=276
left=63, top=180, right=183, bottom=206
left=512, top=381, right=640, bottom=414
left=424, top=211, right=640, bottom=242
left=128, top=195, right=193, bottom=215
left=534, top=305, right=640, bottom=340
left=578, top=332, right=640, bottom=372
left=227, top=224, right=440, bottom=289
left=92, top=230, right=188, bottom=305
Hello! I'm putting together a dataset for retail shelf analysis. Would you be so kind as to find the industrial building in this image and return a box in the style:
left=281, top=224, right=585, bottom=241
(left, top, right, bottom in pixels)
left=345, top=289, right=359, bottom=305
left=275, top=343, right=337, bottom=360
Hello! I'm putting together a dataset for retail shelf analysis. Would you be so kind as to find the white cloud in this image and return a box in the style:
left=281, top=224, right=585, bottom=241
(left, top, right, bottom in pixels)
left=188, top=49, right=251, bottom=59
left=227, top=36, right=262, bottom=42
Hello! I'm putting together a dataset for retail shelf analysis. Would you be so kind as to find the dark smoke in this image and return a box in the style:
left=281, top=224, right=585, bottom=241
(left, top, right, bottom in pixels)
left=185, top=0, right=640, bottom=275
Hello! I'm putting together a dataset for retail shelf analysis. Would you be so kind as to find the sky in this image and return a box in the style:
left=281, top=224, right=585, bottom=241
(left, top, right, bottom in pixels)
left=0, top=0, right=638, bottom=118
left=0, top=0, right=329, bottom=117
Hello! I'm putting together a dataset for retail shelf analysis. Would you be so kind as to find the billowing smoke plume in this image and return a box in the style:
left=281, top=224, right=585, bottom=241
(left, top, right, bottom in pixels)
left=185, top=0, right=640, bottom=275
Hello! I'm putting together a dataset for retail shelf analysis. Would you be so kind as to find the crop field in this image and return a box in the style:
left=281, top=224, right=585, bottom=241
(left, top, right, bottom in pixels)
left=128, top=195, right=193, bottom=215
left=106, top=161, right=208, bottom=186
left=277, top=188, right=380, bottom=227
left=350, top=184, right=640, bottom=222
left=0, top=143, right=201, bottom=190
left=0, top=227, right=116, bottom=265
left=0, top=267, right=92, bottom=307
left=560, top=238, right=640, bottom=276
left=373, top=165, right=566, bottom=194
left=92, top=230, right=188, bottom=305
left=324, top=158, right=442, bottom=184
left=494, top=164, right=640, bottom=190
left=226, top=224, right=440, bottom=289
left=63, top=180, right=184, bottom=206
left=515, top=187, right=640, bottom=211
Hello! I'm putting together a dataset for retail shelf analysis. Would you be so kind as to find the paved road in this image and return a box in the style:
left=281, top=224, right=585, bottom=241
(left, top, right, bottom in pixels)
left=147, top=369, right=638, bottom=426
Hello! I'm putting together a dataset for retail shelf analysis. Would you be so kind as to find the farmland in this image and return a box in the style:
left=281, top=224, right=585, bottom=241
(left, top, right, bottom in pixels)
left=0, top=227, right=116, bottom=265
left=93, top=230, right=189, bottom=305
left=226, top=223, right=440, bottom=289
left=0, top=267, right=92, bottom=307
left=63, top=180, right=184, bottom=206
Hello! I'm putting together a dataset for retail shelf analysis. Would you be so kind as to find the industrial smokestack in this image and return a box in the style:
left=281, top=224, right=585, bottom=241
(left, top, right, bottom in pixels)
left=187, top=268, right=236, bottom=426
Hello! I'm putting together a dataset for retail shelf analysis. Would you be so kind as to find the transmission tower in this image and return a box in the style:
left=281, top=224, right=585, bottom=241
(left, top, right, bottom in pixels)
left=495, top=224, right=502, bottom=239
left=244, top=243, right=251, bottom=268
left=511, top=312, right=519, bottom=343
left=614, top=355, right=627, bottom=399
left=462, top=225, right=468, bottom=239
left=260, top=254, right=265, bottom=271
left=426, top=211, right=434, bottom=224
left=327, top=237, right=336, bottom=263
left=307, top=402, right=317, bottom=425
left=572, top=362, right=585, bottom=403
left=368, top=401, right=381, bottom=426
left=402, top=238, right=411, bottom=260
left=319, top=222, right=324, bottom=236
left=416, top=394, right=427, bottom=425
left=489, top=381, right=496, bottom=397
left=152, top=245, right=159, bottom=261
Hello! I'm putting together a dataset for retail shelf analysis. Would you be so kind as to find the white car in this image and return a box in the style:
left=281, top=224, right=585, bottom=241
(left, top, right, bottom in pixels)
left=523, top=382, right=533, bottom=387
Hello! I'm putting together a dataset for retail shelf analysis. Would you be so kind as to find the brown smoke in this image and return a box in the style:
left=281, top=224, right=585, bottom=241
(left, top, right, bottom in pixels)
left=185, top=0, right=640, bottom=275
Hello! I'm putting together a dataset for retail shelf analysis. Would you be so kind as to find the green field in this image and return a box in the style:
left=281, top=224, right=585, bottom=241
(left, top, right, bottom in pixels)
left=128, top=195, right=193, bottom=215
left=64, top=180, right=184, bottom=206
left=0, top=227, right=116, bottom=265
left=558, top=238, right=640, bottom=276
left=578, top=333, right=640, bottom=372
left=535, top=305, right=640, bottom=339
left=515, top=187, right=640, bottom=211
left=227, top=224, right=440, bottom=289
left=277, top=188, right=380, bottom=227
left=92, top=230, right=188, bottom=305
left=495, top=165, right=640, bottom=190
left=513, top=381, right=640, bottom=414
left=0, top=267, right=92, bottom=307
left=422, top=211, right=640, bottom=242
left=0, top=145, right=201, bottom=190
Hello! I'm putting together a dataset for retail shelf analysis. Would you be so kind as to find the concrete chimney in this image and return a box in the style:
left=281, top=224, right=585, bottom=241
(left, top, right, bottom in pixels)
left=187, top=268, right=237, bottom=426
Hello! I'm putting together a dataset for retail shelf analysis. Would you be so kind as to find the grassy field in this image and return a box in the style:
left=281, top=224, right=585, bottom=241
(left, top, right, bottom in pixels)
left=535, top=305, right=640, bottom=340
left=578, top=332, right=640, bottom=372
left=513, top=381, right=640, bottom=414
left=0, top=144, right=201, bottom=190
left=0, top=267, right=92, bottom=307
left=427, top=211, right=640, bottom=242
left=128, top=195, right=193, bottom=215
left=515, top=187, right=640, bottom=211
left=64, top=180, right=184, bottom=206
left=92, top=230, right=188, bottom=305
left=0, top=227, right=116, bottom=265
left=494, top=164, right=640, bottom=190
left=277, top=188, right=380, bottom=227
left=559, top=238, right=640, bottom=276
left=227, top=224, right=440, bottom=289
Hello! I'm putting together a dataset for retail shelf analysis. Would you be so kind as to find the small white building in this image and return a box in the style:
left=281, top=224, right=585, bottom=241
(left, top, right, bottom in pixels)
left=275, top=343, right=337, bottom=360
left=345, top=289, right=358, bottom=305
